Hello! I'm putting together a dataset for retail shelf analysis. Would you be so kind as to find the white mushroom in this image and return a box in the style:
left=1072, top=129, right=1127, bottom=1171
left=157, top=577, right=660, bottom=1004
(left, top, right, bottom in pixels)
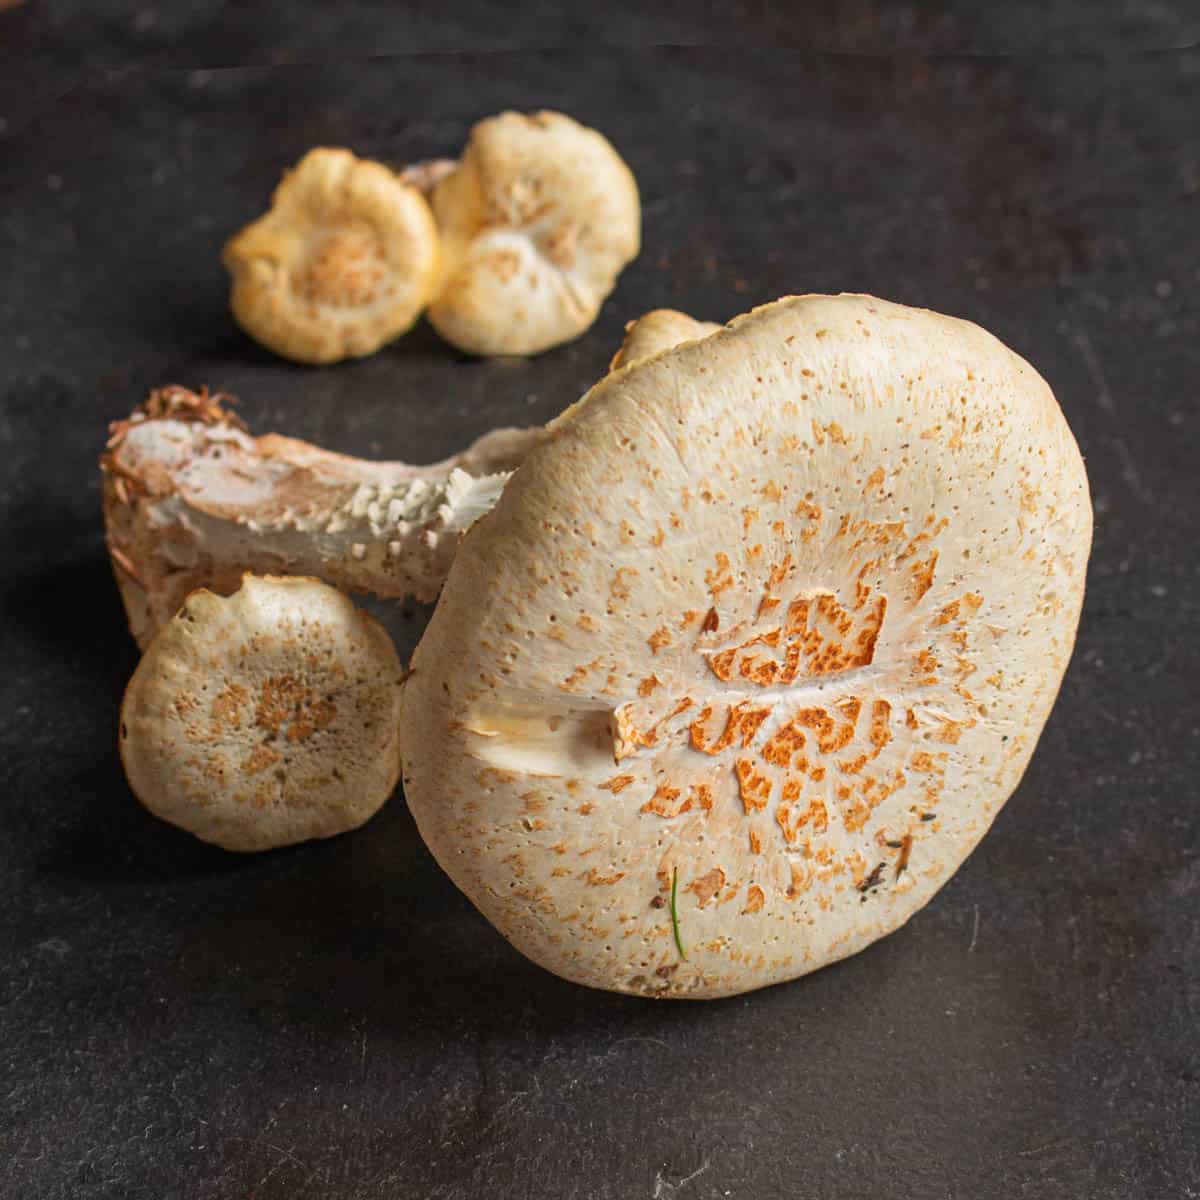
left=222, top=147, right=440, bottom=364
left=222, top=113, right=640, bottom=364
left=120, top=575, right=405, bottom=852
left=427, top=111, right=641, bottom=356
left=398, top=294, right=1093, bottom=999
left=101, top=385, right=545, bottom=649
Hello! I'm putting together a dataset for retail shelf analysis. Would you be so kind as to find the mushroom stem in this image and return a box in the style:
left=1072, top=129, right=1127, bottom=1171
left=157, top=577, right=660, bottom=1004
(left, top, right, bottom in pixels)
left=102, top=386, right=545, bottom=648
left=102, top=310, right=725, bottom=647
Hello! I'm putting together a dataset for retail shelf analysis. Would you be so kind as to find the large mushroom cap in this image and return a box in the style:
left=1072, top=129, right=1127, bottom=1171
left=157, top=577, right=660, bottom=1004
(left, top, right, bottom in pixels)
left=426, top=111, right=640, bottom=356
left=120, top=575, right=405, bottom=851
left=223, top=148, right=439, bottom=364
left=400, top=294, right=1092, bottom=999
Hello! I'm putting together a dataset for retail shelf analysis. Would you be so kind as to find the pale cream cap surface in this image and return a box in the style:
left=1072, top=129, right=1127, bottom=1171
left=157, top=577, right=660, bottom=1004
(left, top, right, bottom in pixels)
left=400, top=294, right=1093, bottom=998
left=223, top=148, right=439, bottom=364
left=121, top=575, right=405, bottom=851
left=427, top=111, right=641, bottom=356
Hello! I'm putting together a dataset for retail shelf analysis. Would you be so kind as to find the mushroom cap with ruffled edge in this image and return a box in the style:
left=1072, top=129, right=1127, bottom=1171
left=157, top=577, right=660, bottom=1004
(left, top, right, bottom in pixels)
left=223, top=147, right=439, bottom=364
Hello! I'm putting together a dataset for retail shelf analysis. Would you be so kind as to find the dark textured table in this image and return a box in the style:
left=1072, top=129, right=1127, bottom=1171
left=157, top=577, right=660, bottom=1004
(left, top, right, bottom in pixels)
left=2, top=8, right=1198, bottom=1198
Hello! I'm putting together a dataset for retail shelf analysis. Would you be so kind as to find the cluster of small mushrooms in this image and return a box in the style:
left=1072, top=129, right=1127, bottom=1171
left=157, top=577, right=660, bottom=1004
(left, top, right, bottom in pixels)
left=104, top=110, right=1092, bottom=999
left=222, top=110, right=640, bottom=361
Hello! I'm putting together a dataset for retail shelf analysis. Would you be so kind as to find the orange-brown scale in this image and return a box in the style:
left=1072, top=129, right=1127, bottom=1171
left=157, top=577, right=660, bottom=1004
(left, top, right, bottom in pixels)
left=648, top=627, right=673, bottom=654
left=776, top=796, right=828, bottom=844
left=690, top=702, right=772, bottom=755
left=787, top=862, right=814, bottom=898
left=599, top=773, right=635, bottom=793
left=762, top=718, right=807, bottom=768
left=688, top=867, right=726, bottom=907
left=255, top=675, right=337, bottom=742
left=705, top=552, right=735, bottom=597
left=585, top=868, right=625, bottom=886
left=935, top=592, right=984, bottom=626
left=734, top=757, right=772, bottom=813
left=209, top=682, right=249, bottom=731
left=641, top=783, right=690, bottom=818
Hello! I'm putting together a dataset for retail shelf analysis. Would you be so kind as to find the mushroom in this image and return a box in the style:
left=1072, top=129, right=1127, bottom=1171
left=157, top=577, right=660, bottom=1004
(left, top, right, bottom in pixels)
left=397, top=294, right=1093, bottom=999
left=102, top=303, right=707, bottom=649
left=426, top=111, right=641, bottom=357
left=222, top=147, right=440, bottom=364
left=101, top=385, right=546, bottom=649
left=222, top=113, right=640, bottom=364
left=120, top=575, right=405, bottom=852
left=609, top=309, right=722, bottom=371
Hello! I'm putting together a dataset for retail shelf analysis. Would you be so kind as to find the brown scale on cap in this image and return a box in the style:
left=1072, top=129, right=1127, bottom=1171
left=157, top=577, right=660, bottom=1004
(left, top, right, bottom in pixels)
left=101, top=307, right=722, bottom=652
left=101, top=386, right=545, bottom=650
left=400, top=293, right=1092, bottom=999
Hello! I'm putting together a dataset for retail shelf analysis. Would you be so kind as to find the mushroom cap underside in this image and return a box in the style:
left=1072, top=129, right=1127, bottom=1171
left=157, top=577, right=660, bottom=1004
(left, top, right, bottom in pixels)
left=400, top=293, right=1093, bottom=999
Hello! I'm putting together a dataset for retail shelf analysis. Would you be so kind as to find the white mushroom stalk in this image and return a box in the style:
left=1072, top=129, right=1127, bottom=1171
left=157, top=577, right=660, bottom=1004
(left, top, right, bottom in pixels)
left=102, top=386, right=545, bottom=649
left=102, top=310, right=719, bottom=649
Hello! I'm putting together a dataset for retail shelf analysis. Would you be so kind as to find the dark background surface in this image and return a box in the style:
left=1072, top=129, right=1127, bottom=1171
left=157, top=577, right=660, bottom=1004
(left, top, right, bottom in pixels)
left=2, top=4, right=1198, bottom=1198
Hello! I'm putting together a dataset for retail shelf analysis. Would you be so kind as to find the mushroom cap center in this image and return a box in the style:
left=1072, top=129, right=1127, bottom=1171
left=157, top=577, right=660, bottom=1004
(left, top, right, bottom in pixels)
left=297, top=226, right=390, bottom=309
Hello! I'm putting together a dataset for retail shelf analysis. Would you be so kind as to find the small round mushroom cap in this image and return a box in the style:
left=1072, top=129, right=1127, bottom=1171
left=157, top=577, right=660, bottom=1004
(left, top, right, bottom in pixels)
left=426, top=111, right=640, bottom=356
left=222, top=148, right=439, bottom=364
left=400, top=294, right=1092, bottom=999
left=120, top=575, right=405, bottom=852
left=609, top=309, right=723, bottom=371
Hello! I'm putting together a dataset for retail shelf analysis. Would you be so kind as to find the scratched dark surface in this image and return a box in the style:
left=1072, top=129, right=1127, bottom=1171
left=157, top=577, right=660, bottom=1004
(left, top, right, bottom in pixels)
left=2, top=6, right=1199, bottom=1198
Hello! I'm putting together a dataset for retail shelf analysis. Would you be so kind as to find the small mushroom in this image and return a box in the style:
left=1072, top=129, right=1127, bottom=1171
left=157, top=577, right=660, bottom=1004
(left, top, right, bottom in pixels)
left=120, top=575, right=405, bottom=852
left=223, top=147, right=440, bottom=364
left=609, top=309, right=723, bottom=371
left=398, top=294, right=1093, bottom=999
left=426, top=111, right=641, bottom=356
